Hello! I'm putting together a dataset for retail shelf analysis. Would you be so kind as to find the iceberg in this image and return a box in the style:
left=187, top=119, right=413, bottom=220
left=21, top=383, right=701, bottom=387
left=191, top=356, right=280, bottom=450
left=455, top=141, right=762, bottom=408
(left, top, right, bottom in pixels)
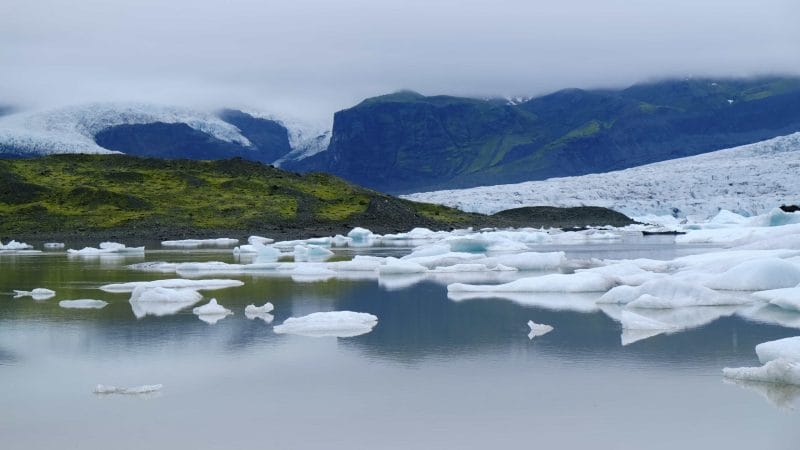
left=245, top=302, right=274, bottom=314
left=0, top=240, right=34, bottom=251
left=273, top=311, right=378, bottom=337
left=94, top=384, right=163, bottom=395
left=192, top=298, right=232, bottom=315
left=13, top=288, right=56, bottom=300
left=752, top=287, right=800, bottom=312
left=130, top=286, right=203, bottom=303
left=478, top=252, right=567, bottom=271
left=723, top=359, right=800, bottom=386
left=448, top=272, right=616, bottom=293
left=527, top=320, right=554, bottom=339
left=59, top=299, right=108, bottom=309
left=756, top=337, right=800, bottom=364
left=378, top=257, right=428, bottom=275
left=704, top=258, right=800, bottom=291
left=67, top=242, right=144, bottom=255
left=293, top=244, right=334, bottom=262
left=347, top=227, right=374, bottom=246
left=100, top=279, right=243, bottom=293
left=161, top=238, right=239, bottom=248
left=598, top=279, right=745, bottom=308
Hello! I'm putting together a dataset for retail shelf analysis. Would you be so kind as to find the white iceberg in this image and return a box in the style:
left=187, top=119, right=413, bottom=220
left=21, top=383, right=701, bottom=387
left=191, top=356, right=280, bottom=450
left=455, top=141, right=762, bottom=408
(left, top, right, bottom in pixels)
left=0, top=240, right=34, bottom=251
left=293, top=244, right=334, bottom=262
left=13, top=288, right=56, bottom=300
left=723, top=359, right=800, bottom=386
left=378, top=257, right=428, bottom=275
left=478, top=252, right=567, bottom=271
left=752, top=287, right=800, bottom=312
left=161, top=238, right=239, bottom=248
left=100, top=278, right=243, bottom=293
left=756, top=337, right=800, bottom=364
left=245, top=302, right=274, bottom=314
left=59, top=299, right=108, bottom=309
left=705, top=258, right=800, bottom=291
left=248, top=235, right=274, bottom=245
left=68, top=242, right=144, bottom=255
left=94, top=384, right=163, bottom=395
left=527, top=320, right=554, bottom=339
left=448, top=272, right=616, bottom=293
left=448, top=291, right=601, bottom=313
left=273, top=311, right=378, bottom=337
left=347, top=227, right=374, bottom=246
left=192, top=298, right=232, bottom=316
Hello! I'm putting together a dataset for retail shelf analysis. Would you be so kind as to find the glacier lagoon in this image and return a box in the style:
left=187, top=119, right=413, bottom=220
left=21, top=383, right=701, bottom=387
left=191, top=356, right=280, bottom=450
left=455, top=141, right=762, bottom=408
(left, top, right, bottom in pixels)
left=1, top=231, right=799, bottom=449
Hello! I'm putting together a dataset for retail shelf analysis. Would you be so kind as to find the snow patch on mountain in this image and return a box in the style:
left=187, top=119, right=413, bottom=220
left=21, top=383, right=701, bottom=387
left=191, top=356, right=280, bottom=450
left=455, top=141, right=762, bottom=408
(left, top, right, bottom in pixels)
left=240, top=110, right=331, bottom=165
left=403, top=133, right=800, bottom=219
left=0, top=103, right=252, bottom=155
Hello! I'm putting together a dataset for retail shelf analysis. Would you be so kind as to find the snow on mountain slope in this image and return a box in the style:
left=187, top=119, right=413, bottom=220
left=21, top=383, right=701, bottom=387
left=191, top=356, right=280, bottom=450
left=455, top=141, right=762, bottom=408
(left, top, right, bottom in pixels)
left=403, top=133, right=800, bottom=219
left=0, top=103, right=252, bottom=156
left=241, top=111, right=331, bottom=166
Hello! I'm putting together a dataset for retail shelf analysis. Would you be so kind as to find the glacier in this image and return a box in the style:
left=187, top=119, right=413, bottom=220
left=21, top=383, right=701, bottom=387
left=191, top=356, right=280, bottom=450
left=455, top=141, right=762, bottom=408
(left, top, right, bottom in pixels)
left=403, top=132, right=800, bottom=219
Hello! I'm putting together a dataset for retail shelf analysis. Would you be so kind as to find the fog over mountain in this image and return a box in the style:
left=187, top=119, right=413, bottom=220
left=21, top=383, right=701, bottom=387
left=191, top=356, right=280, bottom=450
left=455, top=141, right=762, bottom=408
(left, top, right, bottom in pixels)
left=2, top=0, right=799, bottom=121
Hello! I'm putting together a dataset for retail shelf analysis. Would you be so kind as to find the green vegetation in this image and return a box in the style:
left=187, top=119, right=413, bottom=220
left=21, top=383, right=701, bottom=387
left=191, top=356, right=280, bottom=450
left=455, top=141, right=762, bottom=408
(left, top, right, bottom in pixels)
left=0, top=154, right=500, bottom=236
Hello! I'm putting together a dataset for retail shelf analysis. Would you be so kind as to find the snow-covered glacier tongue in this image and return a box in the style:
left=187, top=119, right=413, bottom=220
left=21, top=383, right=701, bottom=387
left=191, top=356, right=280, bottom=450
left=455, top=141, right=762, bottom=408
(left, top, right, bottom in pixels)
left=403, top=132, right=800, bottom=219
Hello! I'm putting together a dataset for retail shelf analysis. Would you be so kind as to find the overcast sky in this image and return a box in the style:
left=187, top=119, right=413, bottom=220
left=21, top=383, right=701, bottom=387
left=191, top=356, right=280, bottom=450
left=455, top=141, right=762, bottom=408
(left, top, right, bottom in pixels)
left=2, top=0, right=799, bottom=121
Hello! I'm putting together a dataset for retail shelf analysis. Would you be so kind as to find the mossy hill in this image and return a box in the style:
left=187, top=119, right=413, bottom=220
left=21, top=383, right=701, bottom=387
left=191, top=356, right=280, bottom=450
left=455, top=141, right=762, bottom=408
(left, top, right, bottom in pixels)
left=292, top=77, right=800, bottom=193
left=0, top=154, right=634, bottom=240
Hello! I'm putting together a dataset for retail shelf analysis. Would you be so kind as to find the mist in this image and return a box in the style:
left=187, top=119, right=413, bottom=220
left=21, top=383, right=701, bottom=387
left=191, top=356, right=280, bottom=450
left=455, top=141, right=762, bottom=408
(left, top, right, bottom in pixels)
left=2, top=0, right=799, bottom=121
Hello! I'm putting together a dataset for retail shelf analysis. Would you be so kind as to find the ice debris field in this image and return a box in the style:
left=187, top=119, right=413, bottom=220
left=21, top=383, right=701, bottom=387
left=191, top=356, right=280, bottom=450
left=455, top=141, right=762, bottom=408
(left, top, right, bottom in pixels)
left=6, top=206, right=800, bottom=390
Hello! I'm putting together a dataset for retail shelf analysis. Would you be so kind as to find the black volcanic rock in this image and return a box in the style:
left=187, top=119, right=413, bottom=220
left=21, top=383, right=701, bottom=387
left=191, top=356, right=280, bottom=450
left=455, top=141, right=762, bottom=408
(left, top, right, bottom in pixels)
left=217, top=109, right=292, bottom=162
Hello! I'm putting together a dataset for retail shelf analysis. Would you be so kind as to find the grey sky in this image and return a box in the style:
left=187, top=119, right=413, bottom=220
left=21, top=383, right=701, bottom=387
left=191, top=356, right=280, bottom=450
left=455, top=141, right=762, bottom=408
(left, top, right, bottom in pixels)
left=2, top=0, right=799, bottom=121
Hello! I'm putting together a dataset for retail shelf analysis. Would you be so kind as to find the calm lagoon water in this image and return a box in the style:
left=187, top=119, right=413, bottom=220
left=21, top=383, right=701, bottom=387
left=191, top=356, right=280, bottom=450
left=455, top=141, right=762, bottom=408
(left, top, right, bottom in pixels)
left=1, top=238, right=798, bottom=450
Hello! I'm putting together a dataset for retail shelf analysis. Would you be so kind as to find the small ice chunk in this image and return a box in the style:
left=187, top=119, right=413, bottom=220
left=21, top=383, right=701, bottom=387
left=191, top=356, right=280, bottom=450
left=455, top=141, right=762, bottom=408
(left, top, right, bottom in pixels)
left=753, top=287, right=800, bottom=312
left=0, top=240, right=34, bottom=250
left=192, top=298, right=232, bottom=316
left=479, top=252, right=566, bottom=271
left=68, top=242, right=144, bottom=255
left=248, top=235, right=274, bottom=245
left=723, top=359, right=800, bottom=386
left=273, top=311, right=378, bottom=337
left=13, top=288, right=56, bottom=300
left=756, top=337, right=800, bottom=364
left=527, top=320, right=554, bottom=339
left=327, top=255, right=384, bottom=272
left=293, top=244, right=334, bottom=262
left=100, top=279, right=243, bottom=293
left=59, top=299, right=108, bottom=309
left=705, top=258, right=800, bottom=291
left=448, top=272, right=616, bottom=293
left=347, top=227, right=374, bottom=245
left=378, top=257, right=428, bottom=275
left=94, top=384, right=163, bottom=395
left=130, top=286, right=203, bottom=304
left=245, top=302, right=274, bottom=314
left=161, top=238, right=239, bottom=248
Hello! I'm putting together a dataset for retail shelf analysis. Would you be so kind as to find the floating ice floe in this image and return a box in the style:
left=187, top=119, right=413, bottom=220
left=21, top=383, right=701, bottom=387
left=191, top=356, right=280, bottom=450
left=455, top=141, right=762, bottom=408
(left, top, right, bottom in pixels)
left=755, top=337, right=800, bottom=364
left=128, top=286, right=204, bottom=318
left=477, top=252, right=566, bottom=271
left=59, top=299, right=108, bottom=309
left=43, top=242, right=65, bottom=249
left=752, top=287, right=800, bottom=312
left=161, top=238, right=239, bottom=248
left=378, top=257, right=428, bottom=275
left=100, top=278, right=243, bottom=293
left=723, top=359, right=800, bottom=386
left=273, top=311, right=378, bottom=337
left=289, top=264, right=337, bottom=282
left=94, top=384, right=163, bottom=395
left=449, top=292, right=601, bottom=313
left=704, top=258, right=800, bottom=291
left=448, top=271, right=616, bottom=293
left=293, top=244, right=334, bottom=262
left=245, top=302, right=275, bottom=322
left=429, top=263, right=517, bottom=273
left=0, top=240, right=34, bottom=251
left=347, top=227, right=374, bottom=246
left=527, top=320, right=554, bottom=339
left=13, top=288, right=56, bottom=300
left=192, top=298, right=233, bottom=324
left=68, top=242, right=144, bottom=255
left=597, top=279, right=747, bottom=308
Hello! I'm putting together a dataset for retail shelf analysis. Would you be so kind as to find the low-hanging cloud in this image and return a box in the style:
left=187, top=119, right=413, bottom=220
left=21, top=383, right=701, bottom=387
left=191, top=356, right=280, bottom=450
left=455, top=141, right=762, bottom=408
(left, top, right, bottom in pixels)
left=2, top=0, right=799, bottom=121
